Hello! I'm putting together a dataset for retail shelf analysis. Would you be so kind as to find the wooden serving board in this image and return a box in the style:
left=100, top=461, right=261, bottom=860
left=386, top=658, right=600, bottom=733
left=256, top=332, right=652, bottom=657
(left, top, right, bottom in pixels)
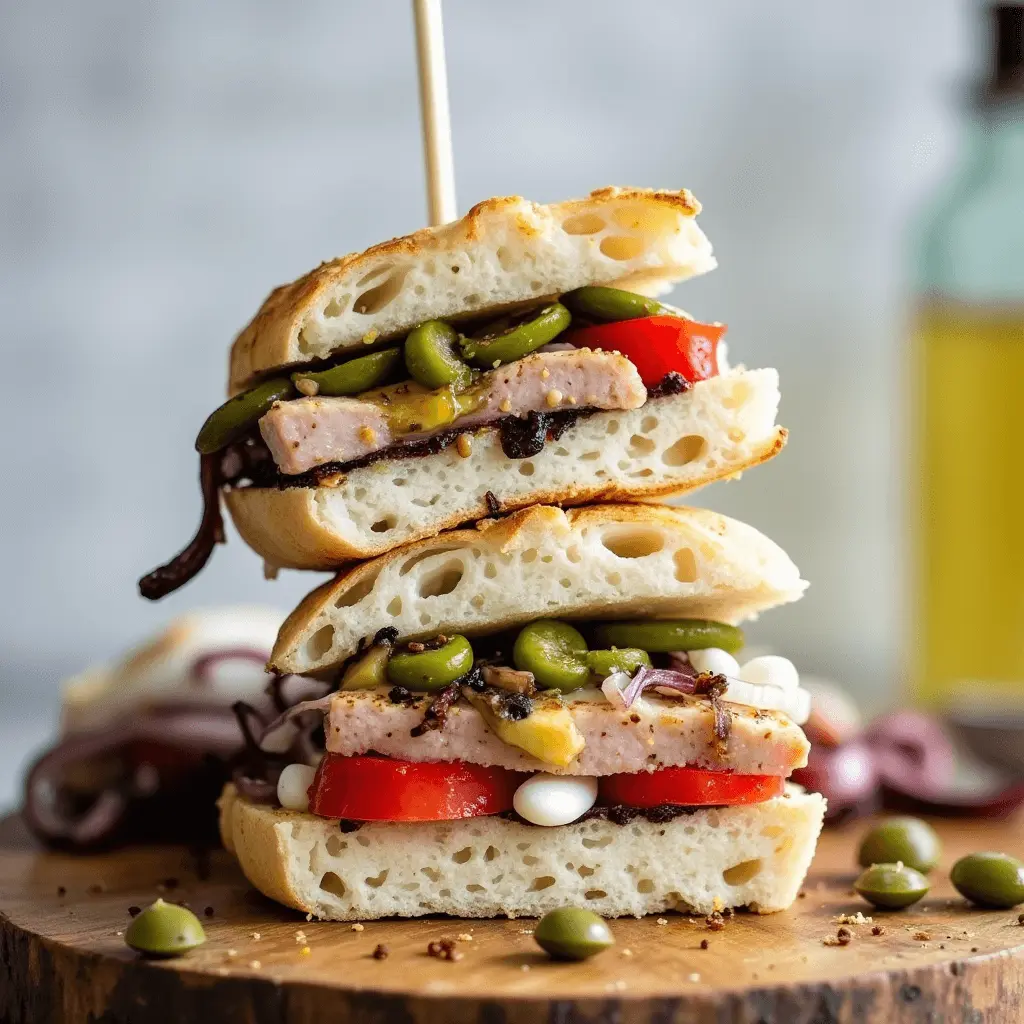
left=1, top=813, right=1023, bottom=1024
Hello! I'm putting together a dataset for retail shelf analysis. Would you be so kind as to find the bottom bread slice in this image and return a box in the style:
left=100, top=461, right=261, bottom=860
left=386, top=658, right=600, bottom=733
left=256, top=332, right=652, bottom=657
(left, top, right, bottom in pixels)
left=218, top=784, right=825, bottom=920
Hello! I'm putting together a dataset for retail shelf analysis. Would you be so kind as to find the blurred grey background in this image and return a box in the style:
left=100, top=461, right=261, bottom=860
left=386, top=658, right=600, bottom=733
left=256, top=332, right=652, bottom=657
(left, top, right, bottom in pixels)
left=0, top=0, right=975, bottom=807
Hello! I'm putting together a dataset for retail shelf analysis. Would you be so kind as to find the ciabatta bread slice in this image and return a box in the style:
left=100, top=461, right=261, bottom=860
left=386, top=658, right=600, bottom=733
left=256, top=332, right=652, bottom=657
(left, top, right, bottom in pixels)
left=226, top=368, right=786, bottom=570
left=229, top=187, right=715, bottom=392
left=270, top=504, right=807, bottom=675
left=218, top=784, right=825, bottom=920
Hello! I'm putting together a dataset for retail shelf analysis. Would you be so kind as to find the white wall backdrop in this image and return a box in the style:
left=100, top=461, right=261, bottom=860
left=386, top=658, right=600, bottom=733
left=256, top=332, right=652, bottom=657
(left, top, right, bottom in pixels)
left=0, top=0, right=975, bottom=805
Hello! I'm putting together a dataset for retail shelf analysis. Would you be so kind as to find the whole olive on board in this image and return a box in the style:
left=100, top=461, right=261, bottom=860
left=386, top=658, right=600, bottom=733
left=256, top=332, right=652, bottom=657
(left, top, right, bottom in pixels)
left=858, top=817, right=942, bottom=873
left=854, top=863, right=930, bottom=910
left=951, top=852, right=1024, bottom=909
left=534, top=907, right=614, bottom=961
left=125, top=899, right=206, bottom=957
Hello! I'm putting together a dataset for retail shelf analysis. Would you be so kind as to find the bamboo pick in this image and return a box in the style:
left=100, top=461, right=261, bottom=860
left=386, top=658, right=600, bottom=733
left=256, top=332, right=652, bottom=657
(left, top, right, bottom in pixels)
left=412, top=0, right=457, bottom=226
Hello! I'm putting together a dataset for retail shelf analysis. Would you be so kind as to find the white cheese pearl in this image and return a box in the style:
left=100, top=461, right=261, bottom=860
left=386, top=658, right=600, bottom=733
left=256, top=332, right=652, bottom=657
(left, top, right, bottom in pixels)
left=739, top=655, right=800, bottom=690
left=686, top=648, right=740, bottom=678
left=277, top=763, right=316, bottom=812
left=513, top=773, right=598, bottom=827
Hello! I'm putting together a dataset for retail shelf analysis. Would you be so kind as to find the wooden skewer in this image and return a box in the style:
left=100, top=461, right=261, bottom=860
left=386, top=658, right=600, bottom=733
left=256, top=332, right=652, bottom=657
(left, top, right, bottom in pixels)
left=412, top=0, right=457, bottom=226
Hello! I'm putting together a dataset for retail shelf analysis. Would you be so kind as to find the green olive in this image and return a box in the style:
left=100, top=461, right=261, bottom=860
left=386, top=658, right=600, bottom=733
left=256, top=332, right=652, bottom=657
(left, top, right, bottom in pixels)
left=460, top=303, right=571, bottom=368
left=124, top=898, right=206, bottom=957
left=950, top=852, right=1024, bottom=909
left=858, top=817, right=942, bottom=873
left=386, top=634, right=474, bottom=692
left=404, top=320, right=473, bottom=390
left=586, top=648, right=651, bottom=678
left=535, top=907, right=614, bottom=961
left=340, top=644, right=391, bottom=690
left=513, top=620, right=590, bottom=693
left=292, top=346, right=403, bottom=397
left=195, top=376, right=294, bottom=454
left=561, top=285, right=668, bottom=322
left=853, top=863, right=930, bottom=910
left=591, top=619, right=745, bottom=655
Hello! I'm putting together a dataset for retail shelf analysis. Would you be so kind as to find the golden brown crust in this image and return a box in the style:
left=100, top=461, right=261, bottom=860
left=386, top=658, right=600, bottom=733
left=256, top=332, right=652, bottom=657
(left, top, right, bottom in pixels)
left=217, top=784, right=308, bottom=913
left=225, top=427, right=787, bottom=570
left=268, top=502, right=802, bottom=671
left=228, top=187, right=703, bottom=393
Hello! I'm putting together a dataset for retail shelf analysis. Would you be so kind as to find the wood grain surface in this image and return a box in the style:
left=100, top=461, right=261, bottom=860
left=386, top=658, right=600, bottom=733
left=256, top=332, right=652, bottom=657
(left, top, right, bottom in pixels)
left=1, top=812, right=1023, bottom=1023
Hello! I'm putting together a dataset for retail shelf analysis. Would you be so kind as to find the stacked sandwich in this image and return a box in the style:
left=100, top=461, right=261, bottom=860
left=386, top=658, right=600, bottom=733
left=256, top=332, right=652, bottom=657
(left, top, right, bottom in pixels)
left=144, top=187, right=825, bottom=920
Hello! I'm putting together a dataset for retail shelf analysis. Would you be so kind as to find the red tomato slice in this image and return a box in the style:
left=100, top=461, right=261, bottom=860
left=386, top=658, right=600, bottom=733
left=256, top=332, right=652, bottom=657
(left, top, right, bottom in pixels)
left=599, top=766, right=784, bottom=808
left=309, top=754, right=527, bottom=821
left=569, top=316, right=725, bottom=388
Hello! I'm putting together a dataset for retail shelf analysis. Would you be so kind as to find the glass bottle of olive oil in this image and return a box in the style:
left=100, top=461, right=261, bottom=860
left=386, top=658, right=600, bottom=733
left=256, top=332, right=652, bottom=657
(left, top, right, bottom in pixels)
left=911, top=5, right=1024, bottom=707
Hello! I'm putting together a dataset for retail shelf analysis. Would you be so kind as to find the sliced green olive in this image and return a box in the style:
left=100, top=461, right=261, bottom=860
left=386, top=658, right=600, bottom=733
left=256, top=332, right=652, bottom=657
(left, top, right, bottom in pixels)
left=195, top=376, right=294, bottom=454
left=125, top=898, right=206, bottom=957
left=586, top=648, right=651, bottom=677
left=535, top=907, right=614, bottom=961
left=460, top=303, right=571, bottom=368
left=386, top=635, right=474, bottom=692
left=853, top=863, right=930, bottom=910
left=561, top=285, right=668, bottom=322
left=513, top=620, right=590, bottom=693
left=951, top=852, right=1024, bottom=909
left=591, top=619, right=744, bottom=655
left=404, top=320, right=473, bottom=390
left=292, top=346, right=402, bottom=397
left=340, top=644, right=391, bottom=691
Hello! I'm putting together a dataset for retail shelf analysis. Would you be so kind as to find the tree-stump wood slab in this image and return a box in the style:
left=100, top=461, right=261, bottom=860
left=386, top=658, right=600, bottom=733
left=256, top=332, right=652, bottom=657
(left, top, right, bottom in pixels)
left=1, top=813, right=1023, bottom=1024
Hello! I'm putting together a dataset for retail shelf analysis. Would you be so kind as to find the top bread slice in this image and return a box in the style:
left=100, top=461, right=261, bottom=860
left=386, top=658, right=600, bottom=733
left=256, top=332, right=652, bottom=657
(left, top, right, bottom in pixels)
left=228, top=187, right=715, bottom=393
left=270, top=504, right=807, bottom=675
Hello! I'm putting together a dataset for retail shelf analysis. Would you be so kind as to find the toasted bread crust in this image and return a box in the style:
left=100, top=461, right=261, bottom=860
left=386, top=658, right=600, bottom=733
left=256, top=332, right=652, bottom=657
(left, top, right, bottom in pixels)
left=218, top=783, right=826, bottom=920
left=269, top=503, right=807, bottom=674
left=224, top=369, right=788, bottom=569
left=225, top=429, right=786, bottom=570
left=228, top=187, right=712, bottom=392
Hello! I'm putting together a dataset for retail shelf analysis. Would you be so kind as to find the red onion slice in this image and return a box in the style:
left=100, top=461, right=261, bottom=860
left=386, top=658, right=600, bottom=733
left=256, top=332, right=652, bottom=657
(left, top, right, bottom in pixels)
left=865, top=711, right=956, bottom=797
left=621, top=666, right=699, bottom=708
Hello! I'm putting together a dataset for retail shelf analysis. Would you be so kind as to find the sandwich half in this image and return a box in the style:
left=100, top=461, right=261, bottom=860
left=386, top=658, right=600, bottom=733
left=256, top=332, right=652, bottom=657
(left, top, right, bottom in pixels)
left=220, top=505, right=825, bottom=920
left=140, top=187, right=786, bottom=594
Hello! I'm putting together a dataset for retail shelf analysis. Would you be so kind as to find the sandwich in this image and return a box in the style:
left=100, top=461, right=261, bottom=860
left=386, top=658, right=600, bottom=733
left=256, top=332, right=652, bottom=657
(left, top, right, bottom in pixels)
left=139, top=187, right=786, bottom=594
left=219, top=505, right=825, bottom=920
left=24, top=606, right=283, bottom=850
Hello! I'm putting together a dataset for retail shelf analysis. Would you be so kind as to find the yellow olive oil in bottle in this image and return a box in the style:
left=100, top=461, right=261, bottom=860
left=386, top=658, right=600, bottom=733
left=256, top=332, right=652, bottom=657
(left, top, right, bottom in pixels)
left=911, top=5, right=1024, bottom=707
